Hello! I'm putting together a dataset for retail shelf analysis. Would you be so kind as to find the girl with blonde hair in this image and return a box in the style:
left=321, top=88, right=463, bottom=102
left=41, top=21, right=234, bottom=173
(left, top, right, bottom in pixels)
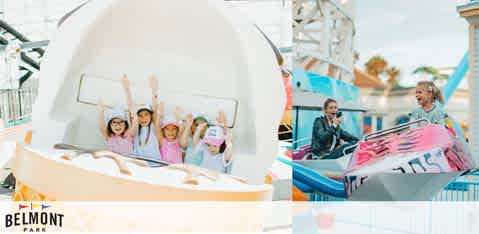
left=410, top=81, right=447, bottom=125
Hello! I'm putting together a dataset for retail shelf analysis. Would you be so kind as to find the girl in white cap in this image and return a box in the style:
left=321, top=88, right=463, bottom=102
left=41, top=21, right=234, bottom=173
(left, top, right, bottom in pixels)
left=181, top=111, right=228, bottom=166
left=193, top=116, right=233, bottom=173
left=155, top=105, right=185, bottom=164
left=97, top=100, right=137, bottom=154
left=122, top=75, right=161, bottom=159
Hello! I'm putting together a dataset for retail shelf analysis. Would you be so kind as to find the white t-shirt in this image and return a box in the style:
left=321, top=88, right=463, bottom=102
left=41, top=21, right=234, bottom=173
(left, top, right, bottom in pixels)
left=133, top=124, right=161, bottom=159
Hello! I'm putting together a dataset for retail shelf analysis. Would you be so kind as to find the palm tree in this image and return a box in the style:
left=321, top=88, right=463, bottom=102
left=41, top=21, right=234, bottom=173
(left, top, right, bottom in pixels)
left=381, top=66, right=402, bottom=102
left=413, top=66, right=449, bottom=81
left=386, top=66, right=401, bottom=86
left=365, top=56, right=388, bottom=77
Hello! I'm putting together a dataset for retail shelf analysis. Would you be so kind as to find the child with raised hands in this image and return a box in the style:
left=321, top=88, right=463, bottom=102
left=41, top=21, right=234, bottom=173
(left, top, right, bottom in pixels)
left=180, top=113, right=210, bottom=165
left=192, top=112, right=233, bottom=173
left=155, top=104, right=185, bottom=164
left=97, top=99, right=138, bottom=155
left=122, top=74, right=161, bottom=159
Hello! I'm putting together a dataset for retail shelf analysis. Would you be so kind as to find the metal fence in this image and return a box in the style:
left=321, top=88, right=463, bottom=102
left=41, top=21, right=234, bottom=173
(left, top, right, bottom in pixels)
left=307, top=173, right=479, bottom=202
left=309, top=192, right=345, bottom=201
left=0, top=87, right=37, bottom=128
left=433, top=173, right=479, bottom=201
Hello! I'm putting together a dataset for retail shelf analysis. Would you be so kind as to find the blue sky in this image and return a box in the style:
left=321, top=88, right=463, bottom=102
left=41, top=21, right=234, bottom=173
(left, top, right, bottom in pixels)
left=356, top=0, right=468, bottom=87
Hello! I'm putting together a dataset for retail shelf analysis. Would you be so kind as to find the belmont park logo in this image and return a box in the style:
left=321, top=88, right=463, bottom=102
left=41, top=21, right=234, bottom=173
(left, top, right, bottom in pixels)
left=4, top=203, right=64, bottom=232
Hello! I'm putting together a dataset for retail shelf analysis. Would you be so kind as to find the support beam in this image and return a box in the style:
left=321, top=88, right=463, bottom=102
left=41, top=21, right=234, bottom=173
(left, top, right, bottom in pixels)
left=458, top=1, right=479, bottom=162
left=0, top=19, right=45, bottom=56
left=0, top=35, right=40, bottom=87
left=0, top=40, right=50, bottom=52
left=20, top=53, right=40, bottom=71
left=294, top=0, right=355, bottom=82
left=19, top=70, right=34, bottom=87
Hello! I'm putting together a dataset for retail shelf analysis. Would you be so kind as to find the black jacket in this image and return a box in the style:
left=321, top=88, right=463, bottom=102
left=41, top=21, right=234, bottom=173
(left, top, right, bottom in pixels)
left=311, top=116, right=359, bottom=156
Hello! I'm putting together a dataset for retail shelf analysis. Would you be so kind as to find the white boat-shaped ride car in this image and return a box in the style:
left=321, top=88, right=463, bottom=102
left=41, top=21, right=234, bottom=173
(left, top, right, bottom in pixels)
left=10, top=0, right=285, bottom=202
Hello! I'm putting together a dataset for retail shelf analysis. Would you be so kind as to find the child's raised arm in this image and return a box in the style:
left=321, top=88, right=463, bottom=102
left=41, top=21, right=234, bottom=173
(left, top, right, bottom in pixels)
left=217, top=110, right=227, bottom=128
left=193, top=122, right=208, bottom=146
left=97, top=99, right=108, bottom=138
left=216, top=110, right=233, bottom=165
left=155, top=102, right=165, bottom=144
left=149, top=75, right=159, bottom=116
left=125, top=111, right=139, bottom=137
left=180, top=113, right=193, bottom=148
left=121, top=75, right=136, bottom=116
left=174, top=106, right=186, bottom=140
left=223, top=128, right=233, bottom=164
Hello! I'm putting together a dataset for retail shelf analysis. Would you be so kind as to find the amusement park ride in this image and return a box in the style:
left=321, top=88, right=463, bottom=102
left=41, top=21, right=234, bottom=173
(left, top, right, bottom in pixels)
left=0, top=0, right=293, bottom=231
left=1, top=0, right=479, bottom=207
left=0, top=0, right=289, bottom=200
left=289, top=0, right=479, bottom=201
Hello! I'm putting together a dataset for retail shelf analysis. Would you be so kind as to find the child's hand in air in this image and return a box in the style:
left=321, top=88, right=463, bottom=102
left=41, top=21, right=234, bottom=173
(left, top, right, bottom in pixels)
left=130, top=111, right=138, bottom=121
left=121, top=74, right=130, bottom=88
left=98, top=99, right=105, bottom=111
left=174, top=106, right=184, bottom=121
left=217, top=110, right=227, bottom=128
left=149, top=75, right=158, bottom=92
left=198, top=122, right=208, bottom=131
left=186, top=113, right=193, bottom=127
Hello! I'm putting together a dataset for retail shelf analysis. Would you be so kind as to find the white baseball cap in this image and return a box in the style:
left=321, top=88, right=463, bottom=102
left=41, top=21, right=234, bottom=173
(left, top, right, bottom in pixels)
left=105, top=107, right=128, bottom=124
left=137, top=104, right=153, bottom=114
left=202, top=126, right=225, bottom=146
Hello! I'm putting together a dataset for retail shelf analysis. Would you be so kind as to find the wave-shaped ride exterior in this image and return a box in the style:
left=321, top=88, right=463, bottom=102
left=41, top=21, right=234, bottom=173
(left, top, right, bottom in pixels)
left=345, top=120, right=478, bottom=201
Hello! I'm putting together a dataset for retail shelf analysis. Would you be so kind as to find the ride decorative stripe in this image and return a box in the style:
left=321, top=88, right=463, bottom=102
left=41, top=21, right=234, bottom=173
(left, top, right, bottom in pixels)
left=351, top=125, right=455, bottom=168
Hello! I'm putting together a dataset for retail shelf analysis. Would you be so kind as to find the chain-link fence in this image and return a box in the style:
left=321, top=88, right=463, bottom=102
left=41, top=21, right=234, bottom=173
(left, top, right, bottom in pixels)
left=0, top=86, right=37, bottom=128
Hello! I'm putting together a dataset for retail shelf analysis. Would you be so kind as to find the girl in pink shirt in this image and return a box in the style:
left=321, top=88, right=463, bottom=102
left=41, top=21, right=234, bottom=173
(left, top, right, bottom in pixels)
left=156, top=105, right=184, bottom=163
left=98, top=100, right=138, bottom=154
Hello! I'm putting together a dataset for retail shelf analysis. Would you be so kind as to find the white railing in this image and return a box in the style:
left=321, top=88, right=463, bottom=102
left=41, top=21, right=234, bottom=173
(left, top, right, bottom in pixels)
left=0, top=86, right=38, bottom=127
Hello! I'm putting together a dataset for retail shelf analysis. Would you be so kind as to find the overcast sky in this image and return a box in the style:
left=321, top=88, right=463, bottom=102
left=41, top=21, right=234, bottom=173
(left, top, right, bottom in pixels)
left=356, top=0, right=468, bottom=87
left=1, top=0, right=468, bottom=88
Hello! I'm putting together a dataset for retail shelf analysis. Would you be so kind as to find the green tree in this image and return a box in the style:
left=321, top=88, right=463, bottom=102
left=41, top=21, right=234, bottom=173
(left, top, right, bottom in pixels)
left=365, top=55, right=388, bottom=77
left=413, top=66, right=449, bottom=81
left=386, top=66, right=401, bottom=86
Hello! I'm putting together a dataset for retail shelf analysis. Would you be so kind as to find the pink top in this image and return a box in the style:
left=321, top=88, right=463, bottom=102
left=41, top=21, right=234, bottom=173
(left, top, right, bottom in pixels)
left=160, top=139, right=183, bottom=164
left=106, top=135, right=134, bottom=155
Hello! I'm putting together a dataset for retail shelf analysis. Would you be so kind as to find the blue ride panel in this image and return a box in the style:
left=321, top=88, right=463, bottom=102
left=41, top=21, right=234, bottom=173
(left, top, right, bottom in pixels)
left=443, top=52, right=468, bottom=103
left=277, top=157, right=346, bottom=198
